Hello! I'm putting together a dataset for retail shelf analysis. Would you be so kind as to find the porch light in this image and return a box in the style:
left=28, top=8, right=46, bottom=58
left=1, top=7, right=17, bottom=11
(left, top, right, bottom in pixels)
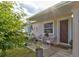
left=71, top=14, right=74, bottom=18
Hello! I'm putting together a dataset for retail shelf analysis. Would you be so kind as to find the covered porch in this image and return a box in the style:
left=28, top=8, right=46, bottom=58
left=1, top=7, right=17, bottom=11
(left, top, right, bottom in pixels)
left=29, top=1, right=79, bottom=57
left=27, top=41, right=72, bottom=57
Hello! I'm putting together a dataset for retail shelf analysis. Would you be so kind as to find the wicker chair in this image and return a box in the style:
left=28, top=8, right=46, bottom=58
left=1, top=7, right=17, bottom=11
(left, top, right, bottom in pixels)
left=41, top=33, right=55, bottom=44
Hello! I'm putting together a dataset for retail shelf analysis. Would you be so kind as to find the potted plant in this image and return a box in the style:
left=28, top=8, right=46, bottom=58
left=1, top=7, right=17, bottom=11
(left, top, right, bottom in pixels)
left=35, top=41, right=43, bottom=57
left=69, top=40, right=73, bottom=49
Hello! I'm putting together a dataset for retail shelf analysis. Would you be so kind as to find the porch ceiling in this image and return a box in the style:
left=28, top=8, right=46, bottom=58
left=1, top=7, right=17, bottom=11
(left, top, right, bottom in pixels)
left=29, top=1, right=79, bottom=22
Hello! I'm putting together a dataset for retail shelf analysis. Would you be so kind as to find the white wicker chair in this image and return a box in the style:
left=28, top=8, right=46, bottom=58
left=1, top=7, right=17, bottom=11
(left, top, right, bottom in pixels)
left=43, top=34, right=56, bottom=44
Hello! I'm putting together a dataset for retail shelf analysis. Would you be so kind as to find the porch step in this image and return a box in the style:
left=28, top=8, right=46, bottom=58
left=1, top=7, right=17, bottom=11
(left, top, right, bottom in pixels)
left=51, top=43, right=71, bottom=49
left=58, top=44, right=70, bottom=49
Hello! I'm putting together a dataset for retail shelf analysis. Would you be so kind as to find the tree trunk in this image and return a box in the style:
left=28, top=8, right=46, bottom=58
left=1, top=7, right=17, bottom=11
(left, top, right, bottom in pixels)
left=1, top=49, right=6, bottom=57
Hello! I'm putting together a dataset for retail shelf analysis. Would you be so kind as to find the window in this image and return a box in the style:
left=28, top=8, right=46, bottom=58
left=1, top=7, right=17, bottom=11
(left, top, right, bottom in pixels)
left=44, top=22, right=53, bottom=33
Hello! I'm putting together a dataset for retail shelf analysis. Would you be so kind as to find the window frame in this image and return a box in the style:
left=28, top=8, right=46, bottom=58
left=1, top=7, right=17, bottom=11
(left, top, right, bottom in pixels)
left=44, top=22, right=54, bottom=34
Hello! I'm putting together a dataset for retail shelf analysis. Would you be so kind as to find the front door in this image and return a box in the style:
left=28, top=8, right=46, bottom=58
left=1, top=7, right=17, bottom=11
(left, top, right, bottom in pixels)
left=60, top=20, right=68, bottom=43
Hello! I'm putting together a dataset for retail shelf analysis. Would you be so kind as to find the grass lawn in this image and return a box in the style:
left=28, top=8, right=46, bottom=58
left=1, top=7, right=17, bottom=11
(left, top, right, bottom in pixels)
left=0, top=48, right=36, bottom=57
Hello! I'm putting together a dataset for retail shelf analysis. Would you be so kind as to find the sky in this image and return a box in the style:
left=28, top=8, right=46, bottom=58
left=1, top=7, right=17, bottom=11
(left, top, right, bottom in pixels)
left=18, top=0, right=61, bottom=16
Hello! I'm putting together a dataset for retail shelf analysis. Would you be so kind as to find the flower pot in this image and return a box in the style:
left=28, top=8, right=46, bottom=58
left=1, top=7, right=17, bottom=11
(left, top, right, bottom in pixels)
left=36, top=48, right=43, bottom=57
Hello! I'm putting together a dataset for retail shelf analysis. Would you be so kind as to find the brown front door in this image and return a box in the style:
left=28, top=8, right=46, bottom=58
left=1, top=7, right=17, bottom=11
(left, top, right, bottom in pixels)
left=60, top=20, right=68, bottom=43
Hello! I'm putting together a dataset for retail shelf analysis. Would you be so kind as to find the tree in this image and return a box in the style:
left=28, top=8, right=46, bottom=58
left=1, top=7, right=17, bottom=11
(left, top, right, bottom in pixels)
left=0, top=1, right=27, bottom=56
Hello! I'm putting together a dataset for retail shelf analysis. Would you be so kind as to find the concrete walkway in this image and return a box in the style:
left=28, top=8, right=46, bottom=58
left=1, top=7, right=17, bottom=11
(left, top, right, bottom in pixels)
left=43, top=44, right=72, bottom=57
left=27, top=42, right=72, bottom=57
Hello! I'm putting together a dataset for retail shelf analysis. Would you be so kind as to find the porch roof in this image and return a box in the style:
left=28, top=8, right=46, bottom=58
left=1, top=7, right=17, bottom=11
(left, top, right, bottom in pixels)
left=28, top=1, right=79, bottom=23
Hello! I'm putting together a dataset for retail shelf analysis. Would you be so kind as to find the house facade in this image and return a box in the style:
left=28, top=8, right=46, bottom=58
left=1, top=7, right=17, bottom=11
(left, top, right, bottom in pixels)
left=29, top=1, right=79, bottom=56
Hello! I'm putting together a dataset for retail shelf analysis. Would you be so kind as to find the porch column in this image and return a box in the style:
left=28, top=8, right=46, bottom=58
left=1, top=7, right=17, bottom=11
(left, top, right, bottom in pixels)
left=72, top=8, right=79, bottom=57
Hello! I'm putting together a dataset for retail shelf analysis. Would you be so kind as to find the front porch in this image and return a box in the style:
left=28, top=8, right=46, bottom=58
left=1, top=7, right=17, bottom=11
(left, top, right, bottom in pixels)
left=31, top=16, right=73, bottom=48
left=27, top=42, right=72, bottom=57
